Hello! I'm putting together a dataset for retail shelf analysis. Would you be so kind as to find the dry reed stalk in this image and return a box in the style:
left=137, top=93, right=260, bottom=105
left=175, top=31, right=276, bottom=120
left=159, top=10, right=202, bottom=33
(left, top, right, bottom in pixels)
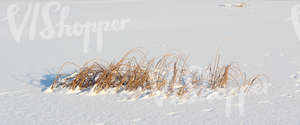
left=50, top=62, right=80, bottom=90
left=49, top=48, right=266, bottom=98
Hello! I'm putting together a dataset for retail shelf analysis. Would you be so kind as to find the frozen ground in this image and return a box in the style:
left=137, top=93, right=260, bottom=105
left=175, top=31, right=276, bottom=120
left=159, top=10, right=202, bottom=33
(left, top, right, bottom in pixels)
left=1, top=0, right=300, bottom=125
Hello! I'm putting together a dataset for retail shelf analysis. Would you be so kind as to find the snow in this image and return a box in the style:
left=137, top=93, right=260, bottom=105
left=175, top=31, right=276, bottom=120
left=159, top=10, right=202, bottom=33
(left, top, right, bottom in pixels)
left=1, top=0, right=300, bottom=125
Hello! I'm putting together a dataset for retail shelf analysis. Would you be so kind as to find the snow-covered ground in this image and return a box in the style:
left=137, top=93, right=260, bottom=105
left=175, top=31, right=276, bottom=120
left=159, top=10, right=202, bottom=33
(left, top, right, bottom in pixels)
left=1, top=0, right=300, bottom=124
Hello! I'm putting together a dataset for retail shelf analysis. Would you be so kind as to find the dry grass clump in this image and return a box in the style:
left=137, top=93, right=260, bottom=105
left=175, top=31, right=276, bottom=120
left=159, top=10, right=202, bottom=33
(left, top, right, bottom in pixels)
left=48, top=48, right=266, bottom=98
left=219, top=2, right=247, bottom=8
left=198, top=55, right=267, bottom=95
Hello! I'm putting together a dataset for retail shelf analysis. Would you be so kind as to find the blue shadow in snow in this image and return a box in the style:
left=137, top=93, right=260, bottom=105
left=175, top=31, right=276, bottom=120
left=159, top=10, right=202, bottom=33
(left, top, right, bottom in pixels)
left=39, top=74, right=56, bottom=92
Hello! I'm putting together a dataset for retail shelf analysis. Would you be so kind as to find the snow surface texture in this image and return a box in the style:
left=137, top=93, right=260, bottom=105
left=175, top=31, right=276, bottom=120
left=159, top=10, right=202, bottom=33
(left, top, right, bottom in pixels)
left=1, top=0, right=300, bottom=125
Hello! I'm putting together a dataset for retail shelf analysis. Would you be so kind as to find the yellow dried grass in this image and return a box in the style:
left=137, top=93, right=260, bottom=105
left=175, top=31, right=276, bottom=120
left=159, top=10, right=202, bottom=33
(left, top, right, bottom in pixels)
left=49, top=48, right=267, bottom=98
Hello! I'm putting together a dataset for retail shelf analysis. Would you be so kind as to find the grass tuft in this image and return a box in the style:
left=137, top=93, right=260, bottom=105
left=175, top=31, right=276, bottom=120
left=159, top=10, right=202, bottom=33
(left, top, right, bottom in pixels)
left=49, top=48, right=267, bottom=98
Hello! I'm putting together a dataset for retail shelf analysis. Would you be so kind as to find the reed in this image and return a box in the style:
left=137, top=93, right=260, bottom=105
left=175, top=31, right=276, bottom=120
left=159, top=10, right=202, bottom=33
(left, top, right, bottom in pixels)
left=49, top=48, right=266, bottom=98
